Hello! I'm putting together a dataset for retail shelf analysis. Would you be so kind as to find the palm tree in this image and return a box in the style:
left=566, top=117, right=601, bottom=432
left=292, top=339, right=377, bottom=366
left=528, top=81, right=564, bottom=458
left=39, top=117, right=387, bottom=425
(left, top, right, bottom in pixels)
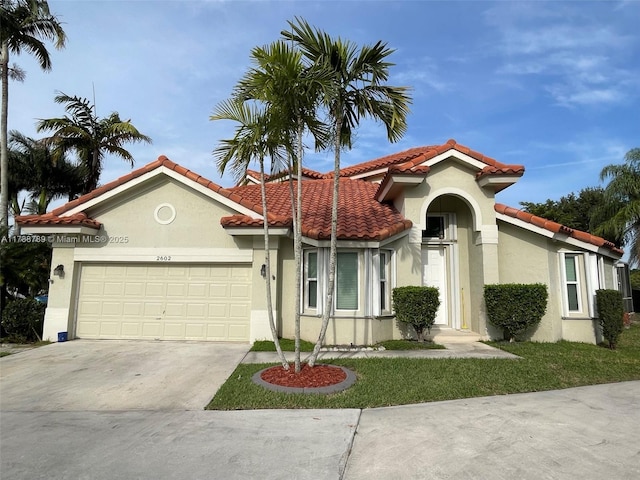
left=211, top=99, right=292, bottom=370
left=36, top=92, right=152, bottom=194
left=8, top=131, right=84, bottom=216
left=597, top=148, right=640, bottom=267
left=283, top=18, right=412, bottom=366
left=1, top=0, right=66, bottom=229
left=233, top=40, right=330, bottom=372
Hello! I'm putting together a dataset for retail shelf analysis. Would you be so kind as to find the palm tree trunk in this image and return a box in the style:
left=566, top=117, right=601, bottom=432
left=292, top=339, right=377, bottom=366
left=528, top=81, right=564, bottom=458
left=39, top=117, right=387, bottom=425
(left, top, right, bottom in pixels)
left=260, top=159, right=289, bottom=370
left=1, top=42, right=10, bottom=230
left=308, top=113, right=342, bottom=367
left=293, top=123, right=304, bottom=372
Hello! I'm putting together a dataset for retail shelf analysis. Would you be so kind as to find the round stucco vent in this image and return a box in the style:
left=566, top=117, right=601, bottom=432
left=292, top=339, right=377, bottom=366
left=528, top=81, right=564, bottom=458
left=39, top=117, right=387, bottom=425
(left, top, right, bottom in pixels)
left=154, top=203, right=176, bottom=225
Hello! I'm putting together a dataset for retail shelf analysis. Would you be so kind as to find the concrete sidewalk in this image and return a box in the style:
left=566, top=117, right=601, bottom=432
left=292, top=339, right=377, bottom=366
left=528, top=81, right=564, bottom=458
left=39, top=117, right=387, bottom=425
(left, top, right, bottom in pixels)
left=2, top=382, right=638, bottom=479
left=345, top=381, right=640, bottom=480
left=242, top=341, right=519, bottom=363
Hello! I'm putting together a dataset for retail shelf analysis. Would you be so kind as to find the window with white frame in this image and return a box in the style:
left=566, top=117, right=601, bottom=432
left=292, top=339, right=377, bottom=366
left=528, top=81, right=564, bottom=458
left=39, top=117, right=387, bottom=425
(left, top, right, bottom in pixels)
left=305, top=250, right=318, bottom=309
left=563, top=253, right=582, bottom=313
left=379, top=250, right=391, bottom=312
left=336, top=252, right=359, bottom=310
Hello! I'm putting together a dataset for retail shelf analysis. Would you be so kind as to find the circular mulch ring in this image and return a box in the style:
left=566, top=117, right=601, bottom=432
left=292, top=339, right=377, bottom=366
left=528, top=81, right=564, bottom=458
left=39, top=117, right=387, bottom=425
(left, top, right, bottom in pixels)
left=252, top=363, right=356, bottom=394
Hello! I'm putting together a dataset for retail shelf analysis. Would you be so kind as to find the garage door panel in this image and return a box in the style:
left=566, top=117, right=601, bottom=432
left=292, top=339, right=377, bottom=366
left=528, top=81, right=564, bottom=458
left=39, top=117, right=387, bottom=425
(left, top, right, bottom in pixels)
left=124, top=282, right=145, bottom=296
left=164, top=303, right=186, bottom=317
left=166, top=283, right=187, bottom=297
left=101, top=302, right=123, bottom=316
left=143, top=302, right=164, bottom=316
left=82, top=282, right=104, bottom=296
left=123, top=302, right=143, bottom=316
left=145, top=283, right=165, bottom=297
left=188, top=283, right=207, bottom=297
left=76, top=263, right=251, bottom=341
left=98, top=322, right=120, bottom=336
left=228, top=324, right=249, bottom=341
left=121, top=322, right=140, bottom=337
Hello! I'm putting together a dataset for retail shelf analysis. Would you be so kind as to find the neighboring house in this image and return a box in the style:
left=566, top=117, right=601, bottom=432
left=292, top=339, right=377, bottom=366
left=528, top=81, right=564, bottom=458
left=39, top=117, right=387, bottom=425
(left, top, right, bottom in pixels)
left=17, top=139, right=625, bottom=345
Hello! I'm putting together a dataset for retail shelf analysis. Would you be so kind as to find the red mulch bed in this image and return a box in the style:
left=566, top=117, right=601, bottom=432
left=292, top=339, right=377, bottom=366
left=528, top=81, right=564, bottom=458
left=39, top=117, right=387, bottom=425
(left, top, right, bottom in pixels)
left=260, top=363, right=347, bottom=388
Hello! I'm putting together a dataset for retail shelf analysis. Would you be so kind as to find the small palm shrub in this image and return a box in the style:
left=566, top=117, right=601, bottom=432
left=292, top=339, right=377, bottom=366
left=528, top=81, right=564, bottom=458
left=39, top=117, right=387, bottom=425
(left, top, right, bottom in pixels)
left=484, top=283, right=548, bottom=341
left=392, top=286, right=440, bottom=342
left=596, top=289, right=624, bottom=349
left=1, top=298, right=46, bottom=343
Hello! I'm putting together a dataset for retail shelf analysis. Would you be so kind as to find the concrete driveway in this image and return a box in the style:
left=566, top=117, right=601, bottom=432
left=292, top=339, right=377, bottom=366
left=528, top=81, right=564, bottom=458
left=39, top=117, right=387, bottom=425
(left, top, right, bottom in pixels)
left=0, top=339, right=250, bottom=410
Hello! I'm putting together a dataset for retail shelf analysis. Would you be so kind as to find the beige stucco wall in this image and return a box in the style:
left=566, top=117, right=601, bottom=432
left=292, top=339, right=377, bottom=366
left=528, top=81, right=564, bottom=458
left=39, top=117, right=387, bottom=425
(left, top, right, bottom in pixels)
left=84, top=177, right=245, bottom=250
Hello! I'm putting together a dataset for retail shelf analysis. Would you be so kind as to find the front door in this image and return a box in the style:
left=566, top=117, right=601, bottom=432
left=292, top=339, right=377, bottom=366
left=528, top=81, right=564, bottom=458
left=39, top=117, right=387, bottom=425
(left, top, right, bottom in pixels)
left=421, top=246, right=448, bottom=325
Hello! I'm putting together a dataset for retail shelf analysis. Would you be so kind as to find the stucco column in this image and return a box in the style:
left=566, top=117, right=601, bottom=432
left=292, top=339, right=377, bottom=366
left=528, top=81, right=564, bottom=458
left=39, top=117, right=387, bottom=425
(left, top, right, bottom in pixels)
left=42, top=243, right=78, bottom=342
left=477, top=225, right=500, bottom=337
left=249, top=236, right=280, bottom=342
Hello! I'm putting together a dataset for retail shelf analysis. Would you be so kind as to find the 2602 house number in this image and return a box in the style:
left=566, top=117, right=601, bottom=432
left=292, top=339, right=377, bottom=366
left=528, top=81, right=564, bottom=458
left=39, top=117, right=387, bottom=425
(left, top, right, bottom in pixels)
left=156, top=256, right=172, bottom=261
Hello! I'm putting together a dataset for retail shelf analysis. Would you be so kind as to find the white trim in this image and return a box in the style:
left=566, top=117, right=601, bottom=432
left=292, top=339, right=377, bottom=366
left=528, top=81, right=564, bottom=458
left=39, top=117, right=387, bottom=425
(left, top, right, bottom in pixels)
left=153, top=203, right=176, bottom=225
left=73, top=247, right=253, bottom=263
left=424, top=150, right=487, bottom=170
left=61, top=166, right=262, bottom=219
left=302, top=228, right=410, bottom=249
left=304, top=249, right=319, bottom=311
left=348, top=167, right=390, bottom=181
left=476, top=225, right=499, bottom=245
left=560, top=252, right=584, bottom=316
left=375, top=174, right=424, bottom=201
left=585, top=253, right=600, bottom=318
left=19, top=226, right=99, bottom=236
left=477, top=175, right=522, bottom=188
left=366, top=249, right=375, bottom=317
left=496, top=213, right=622, bottom=259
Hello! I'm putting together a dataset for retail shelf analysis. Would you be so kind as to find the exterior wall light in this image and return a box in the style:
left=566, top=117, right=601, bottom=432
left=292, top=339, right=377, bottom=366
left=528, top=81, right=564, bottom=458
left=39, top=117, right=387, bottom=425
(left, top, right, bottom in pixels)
left=53, top=264, right=65, bottom=278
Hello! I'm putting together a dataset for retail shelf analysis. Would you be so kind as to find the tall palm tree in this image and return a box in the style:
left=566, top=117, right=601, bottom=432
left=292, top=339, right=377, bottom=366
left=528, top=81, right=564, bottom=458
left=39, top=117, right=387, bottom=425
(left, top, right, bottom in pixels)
left=1, top=0, right=66, bottom=228
left=597, top=147, right=640, bottom=266
left=36, top=92, right=151, bottom=194
left=234, top=40, right=330, bottom=372
left=283, top=18, right=412, bottom=366
left=8, top=131, right=84, bottom=216
left=211, top=99, right=291, bottom=370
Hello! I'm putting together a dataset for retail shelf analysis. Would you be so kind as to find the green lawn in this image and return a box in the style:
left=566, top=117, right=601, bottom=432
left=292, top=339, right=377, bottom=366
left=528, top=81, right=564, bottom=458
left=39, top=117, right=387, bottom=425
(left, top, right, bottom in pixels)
left=207, top=322, right=640, bottom=410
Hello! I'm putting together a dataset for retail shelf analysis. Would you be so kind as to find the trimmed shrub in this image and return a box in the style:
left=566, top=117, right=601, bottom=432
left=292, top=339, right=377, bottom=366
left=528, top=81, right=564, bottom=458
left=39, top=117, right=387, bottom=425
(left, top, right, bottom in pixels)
left=484, top=283, right=548, bottom=341
left=1, top=298, right=46, bottom=343
left=596, top=289, right=624, bottom=349
left=392, top=286, right=440, bottom=342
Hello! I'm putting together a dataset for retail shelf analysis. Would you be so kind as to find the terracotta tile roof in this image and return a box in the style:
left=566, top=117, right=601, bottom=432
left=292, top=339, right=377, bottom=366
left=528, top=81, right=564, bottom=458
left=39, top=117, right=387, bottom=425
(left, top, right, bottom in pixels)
left=334, top=139, right=524, bottom=180
left=336, top=146, right=439, bottom=177
left=225, top=179, right=412, bottom=241
left=243, top=167, right=327, bottom=185
left=495, top=203, right=623, bottom=255
left=16, top=212, right=102, bottom=229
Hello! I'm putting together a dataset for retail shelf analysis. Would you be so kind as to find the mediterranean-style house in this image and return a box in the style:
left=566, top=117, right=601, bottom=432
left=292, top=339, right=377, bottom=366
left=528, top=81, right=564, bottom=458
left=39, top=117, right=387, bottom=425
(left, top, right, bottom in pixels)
left=17, top=139, right=627, bottom=345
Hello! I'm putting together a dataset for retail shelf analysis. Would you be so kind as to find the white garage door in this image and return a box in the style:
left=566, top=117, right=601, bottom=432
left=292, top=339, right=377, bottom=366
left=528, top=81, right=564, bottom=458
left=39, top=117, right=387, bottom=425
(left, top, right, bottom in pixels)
left=76, top=263, right=251, bottom=341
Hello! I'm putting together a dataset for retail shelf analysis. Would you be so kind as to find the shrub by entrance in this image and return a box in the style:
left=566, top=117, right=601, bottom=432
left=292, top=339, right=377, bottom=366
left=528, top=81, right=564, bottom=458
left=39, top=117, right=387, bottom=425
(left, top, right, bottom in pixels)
left=392, top=286, right=440, bottom=342
left=484, top=283, right=548, bottom=341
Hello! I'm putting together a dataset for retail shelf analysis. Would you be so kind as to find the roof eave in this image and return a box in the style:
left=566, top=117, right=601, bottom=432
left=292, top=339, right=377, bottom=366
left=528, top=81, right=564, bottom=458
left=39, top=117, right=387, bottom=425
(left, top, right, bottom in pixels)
left=477, top=174, right=523, bottom=192
left=376, top=174, right=425, bottom=202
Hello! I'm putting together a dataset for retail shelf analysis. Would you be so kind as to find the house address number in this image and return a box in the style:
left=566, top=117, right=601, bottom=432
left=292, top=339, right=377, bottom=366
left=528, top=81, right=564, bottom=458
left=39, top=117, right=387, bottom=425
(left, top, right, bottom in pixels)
left=156, top=255, right=172, bottom=261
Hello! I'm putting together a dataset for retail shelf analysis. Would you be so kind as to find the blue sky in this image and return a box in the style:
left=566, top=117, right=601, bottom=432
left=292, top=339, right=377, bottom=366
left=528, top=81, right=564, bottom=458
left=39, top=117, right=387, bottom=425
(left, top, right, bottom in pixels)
left=9, top=0, right=640, bottom=209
